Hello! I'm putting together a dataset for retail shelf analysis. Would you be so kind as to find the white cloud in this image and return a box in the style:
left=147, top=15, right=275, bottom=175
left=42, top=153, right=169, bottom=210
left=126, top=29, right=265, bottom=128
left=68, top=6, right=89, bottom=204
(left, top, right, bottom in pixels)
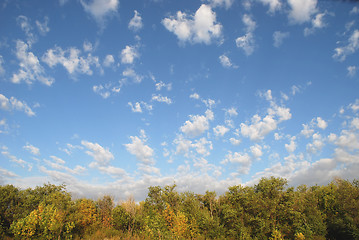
left=12, top=40, right=54, bottom=86
left=258, top=0, right=281, bottom=13
left=207, top=0, right=234, bottom=9
left=304, top=12, right=327, bottom=36
left=80, top=0, right=119, bottom=22
left=236, top=14, right=256, bottom=56
left=0, top=93, right=35, bottom=117
left=180, top=109, right=214, bottom=138
left=301, top=124, right=314, bottom=138
left=42, top=46, right=100, bottom=76
left=174, top=135, right=192, bottom=156
left=241, top=95, right=291, bottom=141
left=129, top=10, right=143, bottom=32
left=155, top=81, right=172, bottom=91
left=193, top=138, right=213, bottom=156
left=316, top=117, right=328, bottom=130
left=121, top=45, right=139, bottom=64
left=350, top=6, right=359, bottom=15
left=16, top=15, right=37, bottom=46
left=0, top=55, right=4, bottom=76
left=225, top=107, right=238, bottom=117
left=349, top=99, right=359, bottom=112
left=162, top=4, right=222, bottom=45
left=336, top=130, right=359, bottom=151
left=83, top=41, right=93, bottom=52
left=213, top=125, right=229, bottom=137
left=273, top=31, right=289, bottom=47
left=333, top=29, right=359, bottom=62
left=190, top=93, right=200, bottom=99
left=128, top=102, right=142, bottom=113
left=351, top=118, right=359, bottom=130
left=124, top=131, right=154, bottom=164
left=221, top=151, right=251, bottom=174
left=229, top=137, right=241, bottom=146
left=151, top=94, right=173, bottom=104
left=347, top=65, right=357, bottom=77
left=285, top=137, right=297, bottom=153
left=287, top=0, right=318, bottom=24
left=50, top=155, right=66, bottom=164
left=122, top=68, right=143, bottom=83
left=103, top=54, right=115, bottom=67
left=306, top=133, right=325, bottom=154
left=81, top=141, right=114, bottom=166
left=219, top=54, right=236, bottom=68
left=93, top=84, right=111, bottom=99
left=36, top=16, right=50, bottom=36
left=2, top=150, right=32, bottom=171
left=23, top=143, right=40, bottom=156
left=250, top=144, right=263, bottom=158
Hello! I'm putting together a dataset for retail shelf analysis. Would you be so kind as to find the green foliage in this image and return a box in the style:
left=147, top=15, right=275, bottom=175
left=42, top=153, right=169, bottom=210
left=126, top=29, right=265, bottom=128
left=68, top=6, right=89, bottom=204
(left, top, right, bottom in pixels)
left=1, top=177, right=359, bottom=239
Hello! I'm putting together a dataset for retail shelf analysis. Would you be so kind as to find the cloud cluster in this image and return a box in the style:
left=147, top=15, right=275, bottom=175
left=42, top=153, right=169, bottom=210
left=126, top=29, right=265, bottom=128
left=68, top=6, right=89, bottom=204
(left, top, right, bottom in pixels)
left=162, top=4, right=222, bottom=45
left=0, top=93, right=35, bottom=117
left=180, top=109, right=214, bottom=138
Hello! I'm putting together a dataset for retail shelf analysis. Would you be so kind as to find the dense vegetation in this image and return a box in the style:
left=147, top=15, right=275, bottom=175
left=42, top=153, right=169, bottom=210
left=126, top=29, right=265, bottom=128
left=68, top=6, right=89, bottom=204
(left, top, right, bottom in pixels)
left=1, top=177, right=358, bottom=239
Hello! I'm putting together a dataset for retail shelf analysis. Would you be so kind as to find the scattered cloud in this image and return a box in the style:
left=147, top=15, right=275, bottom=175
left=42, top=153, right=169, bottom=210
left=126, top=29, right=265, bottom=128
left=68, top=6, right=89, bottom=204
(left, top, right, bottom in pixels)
left=236, top=14, right=256, bottom=56
left=129, top=10, right=143, bottom=32
left=128, top=101, right=152, bottom=113
left=304, top=12, right=328, bottom=36
left=81, top=140, right=114, bottom=166
left=258, top=0, right=282, bottom=14
left=180, top=109, right=214, bottom=138
left=23, top=143, right=40, bottom=156
left=206, top=0, right=234, bottom=9
left=122, top=68, right=143, bottom=83
left=12, top=40, right=54, bottom=86
left=333, top=29, right=359, bottom=61
left=190, top=93, right=200, bottom=100
left=124, top=130, right=154, bottom=164
left=287, top=0, right=318, bottom=24
left=229, top=137, right=241, bottom=146
left=347, top=65, right=357, bottom=77
left=273, top=31, right=289, bottom=47
left=36, top=16, right=50, bottom=36
left=42, top=46, right=100, bottom=76
left=213, top=125, right=229, bottom=137
left=316, top=117, right=328, bottom=130
left=2, top=149, right=32, bottom=171
left=162, top=4, right=222, bottom=45
left=285, top=136, right=297, bottom=153
left=151, top=94, right=173, bottom=104
left=250, top=144, right=263, bottom=158
left=219, top=54, right=237, bottom=68
left=80, top=0, right=119, bottom=23
left=0, top=93, right=35, bottom=117
left=221, top=151, right=252, bottom=174
left=103, top=54, right=115, bottom=67
left=16, top=15, right=37, bottom=46
left=121, top=45, right=139, bottom=64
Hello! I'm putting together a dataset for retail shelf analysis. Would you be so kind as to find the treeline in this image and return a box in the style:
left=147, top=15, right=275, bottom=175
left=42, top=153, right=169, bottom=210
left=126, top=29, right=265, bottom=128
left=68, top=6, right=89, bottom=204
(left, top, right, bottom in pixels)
left=1, top=177, right=359, bottom=240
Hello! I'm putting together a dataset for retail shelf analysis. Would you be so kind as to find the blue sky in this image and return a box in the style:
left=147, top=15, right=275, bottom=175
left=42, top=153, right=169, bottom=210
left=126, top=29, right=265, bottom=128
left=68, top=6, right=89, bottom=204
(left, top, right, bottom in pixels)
left=0, top=0, right=359, bottom=200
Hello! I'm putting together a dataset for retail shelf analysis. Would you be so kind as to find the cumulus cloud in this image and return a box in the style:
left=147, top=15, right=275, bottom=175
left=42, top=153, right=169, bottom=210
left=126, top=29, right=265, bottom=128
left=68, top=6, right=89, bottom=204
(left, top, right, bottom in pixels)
left=128, top=10, right=143, bottom=32
left=229, top=137, right=241, bottom=146
left=124, top=130, right=154, bottom=164
left=221, top=151, right=252, bottom=174
left=333, top=29, right=359, bottom=62
left=0, top=93, right=35, bottom=117
left=36, top=16, right=50, bottom=36
left=240, top=92, right=291, bottom=141
left=180, top=109, right=214, bottom=138
left=207, top=0, right=234, bottom=9
left=250, top=144, right=263, bottom=158
left=219, top=54, right=237, bottom=68
left=287, top=0, right=318, bottom=24
left=213, top=125, right=229, bottom=137
left=122, top=68, right=143, bottom=83
left=42, top=46, right=100, bottom=76
left=285, top=137, right=297, bottom=153
left=347, top=66, right=357, bottom=77
left=258, top=0, right=281, bottom=13
left=304, top=12, right=328, bottom=36
left=273, top=31, right=289, bottom=47
left=162, top=4, right=222, bottom=45
left=301, top=124, right=314, bottom=138
left=316, top=117, right=328, bottom=130
left=151, top=94, right=173, bottom=104
left=190, top=93, right=200, bottom=100
left=80, top=0, right=119, bottom=22
left=121, top=45, right=139, bottom=64
left=81, top=140, right=114, bottom=166
left=103, top=54, right=115, bottom=67
left=23, top=143, right=40, bottom=156
left=12, top=40, right=54, bottom=86
left=236, top=14, right=256, bottom=56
